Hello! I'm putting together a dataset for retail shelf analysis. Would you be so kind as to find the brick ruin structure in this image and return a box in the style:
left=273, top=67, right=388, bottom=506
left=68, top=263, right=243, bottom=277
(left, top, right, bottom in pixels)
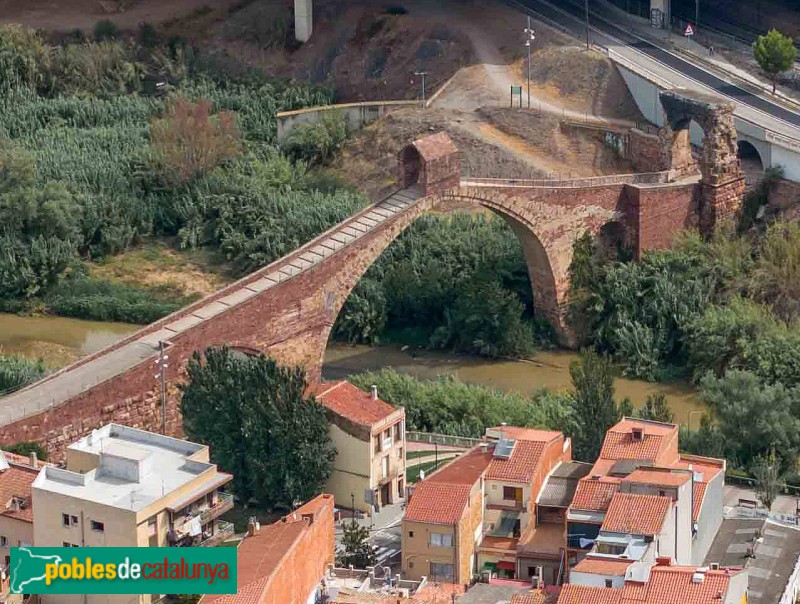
left=658, top=89, right=745, bottom=233
left=0, top=91, right=747, bottom=459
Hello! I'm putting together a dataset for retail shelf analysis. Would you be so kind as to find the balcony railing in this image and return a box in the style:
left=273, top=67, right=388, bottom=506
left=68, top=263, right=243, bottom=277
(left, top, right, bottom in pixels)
left=174, top=492, right=235, bottom=533
left=199, top=520, right=235, bottom=547
left=199, top=492, right=234, bottom=525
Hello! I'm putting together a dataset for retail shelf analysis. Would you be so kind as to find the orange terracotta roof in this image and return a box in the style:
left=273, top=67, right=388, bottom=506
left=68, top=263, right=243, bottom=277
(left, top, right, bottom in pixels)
left=572, top=556, right=633, bottom=577
left=602, top=493, right=671, bottom=536
left=511, top=591, right=557, bottom=604
left=426, top=444, right=494, bottom=486
left=479, top=535, right=518, bottom=552
left=622, top=565, right=744, bottom=604
left=2, top=451, right=47, bottom=469
left=599, top=419, right=678, bottom=464
left=0, top=461, right=39, bottom=523
left=487, top=440, right=547, bottom=483
left=313, top=381, right=398, bottom=427
left=558, top=585, right=622, bottom=604
left=625, top=468, right=692, bottom=487
left=405, top=482, right=471, bottom=525
left=672, top=455, right=725, bottom=483
left=571, top=478, right=620, bottom=512
left=692, top=482, right=707, bottom=522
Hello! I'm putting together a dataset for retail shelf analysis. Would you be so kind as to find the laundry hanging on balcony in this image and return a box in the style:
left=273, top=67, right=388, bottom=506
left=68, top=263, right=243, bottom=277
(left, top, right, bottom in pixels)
left=188, top=516, right=202, bottom=537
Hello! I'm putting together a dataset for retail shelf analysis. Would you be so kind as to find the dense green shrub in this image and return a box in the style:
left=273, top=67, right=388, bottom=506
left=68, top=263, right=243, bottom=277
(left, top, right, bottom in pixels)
left=0, top=25, right=48, bottom=94
left=351, top=369, right=574, bottom=438
left=45, top=278, right=195, bottom=324
left=48, top=41, right=143, bottom=98
left=281, top=112, right=347, bottom=165
left=4, top=441, right=47, bottom=461
left=686, top=298, right=800, bottom=388
left=0, top=354, right=46, bottom=395
left=333, top=213, right=554, bottom=357
left=93, top=20, right=119, bottom=42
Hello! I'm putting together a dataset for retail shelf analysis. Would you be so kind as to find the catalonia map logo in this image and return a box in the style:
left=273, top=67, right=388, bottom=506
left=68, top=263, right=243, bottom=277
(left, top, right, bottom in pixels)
left=10, top=547, right=237, bottom=595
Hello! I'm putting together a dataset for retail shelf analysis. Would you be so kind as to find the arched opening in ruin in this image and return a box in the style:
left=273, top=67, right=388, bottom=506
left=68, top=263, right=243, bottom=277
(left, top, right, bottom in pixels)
left=737, top=140, right=765, bottom=189
left=398, top=145, right=422, bottom=188
left=320, top=198, right=563, bottom=379
left=666, top=117, right=703, bottom=180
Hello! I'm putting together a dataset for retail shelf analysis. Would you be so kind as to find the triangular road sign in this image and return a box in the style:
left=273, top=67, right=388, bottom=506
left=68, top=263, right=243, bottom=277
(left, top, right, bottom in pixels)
left=684, top=23, right=695, bottom=36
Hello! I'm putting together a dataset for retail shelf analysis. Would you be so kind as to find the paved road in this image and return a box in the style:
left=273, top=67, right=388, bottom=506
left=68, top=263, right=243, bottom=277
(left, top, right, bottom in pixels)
left=509, top=0, right=800, bottom=135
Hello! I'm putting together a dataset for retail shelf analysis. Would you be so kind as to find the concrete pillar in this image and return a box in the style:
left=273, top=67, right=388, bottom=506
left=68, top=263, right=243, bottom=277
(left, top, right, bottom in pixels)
left=295, top=0, right=313, bottom=42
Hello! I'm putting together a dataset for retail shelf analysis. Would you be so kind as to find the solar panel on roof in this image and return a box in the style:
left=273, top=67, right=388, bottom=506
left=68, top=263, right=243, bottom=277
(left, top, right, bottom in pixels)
left=494, top=437, right=516, bottom=459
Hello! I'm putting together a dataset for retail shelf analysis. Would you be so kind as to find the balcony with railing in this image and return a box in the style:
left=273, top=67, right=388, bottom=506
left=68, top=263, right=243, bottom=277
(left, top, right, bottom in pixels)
left=200, top=520, right=235, bottom=547
left=172, top=492, right=234, bottom=533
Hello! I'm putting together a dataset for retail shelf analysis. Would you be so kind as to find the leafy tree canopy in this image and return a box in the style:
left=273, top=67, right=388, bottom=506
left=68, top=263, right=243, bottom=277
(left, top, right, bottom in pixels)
left=180, top=346, right=336, bottom=510
left=753, top=29, right=797, bottom=93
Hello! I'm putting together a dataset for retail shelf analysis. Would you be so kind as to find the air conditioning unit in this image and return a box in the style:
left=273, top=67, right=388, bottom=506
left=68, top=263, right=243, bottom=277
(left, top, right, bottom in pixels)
left=691, top=572, right=705, bottom=584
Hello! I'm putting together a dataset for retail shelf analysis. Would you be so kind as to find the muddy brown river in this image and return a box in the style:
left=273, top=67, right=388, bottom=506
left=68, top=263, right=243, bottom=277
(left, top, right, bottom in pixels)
left=0, top=313, right=704, bottom=425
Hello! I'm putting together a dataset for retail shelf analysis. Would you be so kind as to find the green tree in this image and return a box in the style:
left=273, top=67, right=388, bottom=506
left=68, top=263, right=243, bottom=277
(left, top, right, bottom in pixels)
left=699, top=370, right=800, bottom=471
left=752, top=448, right=782, bottom=510
left=570, top=350, right=623, bottom=462
left=0, top=355, right=46, bottom=395
left=337, top=520, right=376, bottom=569
left=753, top=29, right=797, bottom=93
left=634, top=393, right=674, bottom=424
left=180, top=347, right=336, bottom=509
left=333, top=278, right=387, bottom=345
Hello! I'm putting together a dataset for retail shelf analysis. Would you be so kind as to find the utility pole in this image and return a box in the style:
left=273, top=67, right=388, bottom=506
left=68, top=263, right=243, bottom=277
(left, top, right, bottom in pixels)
left=524, top=18, right=535, bottom=109
left=585, top=0, right=590, bottom=50
left=155, top=341, right=168, bottom=434
left=414, top=71, right=428, bottom=105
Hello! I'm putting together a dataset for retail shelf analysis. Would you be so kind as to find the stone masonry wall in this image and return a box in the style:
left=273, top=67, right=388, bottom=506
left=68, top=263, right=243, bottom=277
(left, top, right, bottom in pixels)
left=628, top=128, right=666, bottom=173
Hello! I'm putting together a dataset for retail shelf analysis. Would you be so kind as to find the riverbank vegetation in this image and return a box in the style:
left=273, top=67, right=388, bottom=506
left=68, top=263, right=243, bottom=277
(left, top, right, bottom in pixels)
left=569, top=221, right=800, bottom=474
left=0, top=23, right=543, bottom=361
left=0, top=354, right=46, bottom=395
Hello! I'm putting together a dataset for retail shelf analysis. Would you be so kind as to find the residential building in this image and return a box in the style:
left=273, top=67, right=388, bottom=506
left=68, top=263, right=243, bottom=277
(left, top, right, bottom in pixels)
left=557, top=557, right=748, bottom=604
left=402, top=444, right=495, bottom=584
left=478, top=427, right=573, bottom=585
left=200, top=493, right=335, bottom=604
left=402, top=426, right=573, bottom=586
left=0, top=451, right=42, bottom=568
left=566, top=419, right=725, bottom=572
left=32, top=423, right=234, bottom=604
left=314, top=381, right=406, bottom=513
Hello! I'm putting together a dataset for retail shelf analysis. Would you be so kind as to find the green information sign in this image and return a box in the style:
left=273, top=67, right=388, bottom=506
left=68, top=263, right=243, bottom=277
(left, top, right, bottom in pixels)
left=511, top=86, right=522, bottom=94
left=10, top=547, right=237, bottom=595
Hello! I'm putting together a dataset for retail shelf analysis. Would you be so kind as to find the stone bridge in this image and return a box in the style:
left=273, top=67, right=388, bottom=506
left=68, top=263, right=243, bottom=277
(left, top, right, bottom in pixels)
left=0, top=91, right=745, bottom=458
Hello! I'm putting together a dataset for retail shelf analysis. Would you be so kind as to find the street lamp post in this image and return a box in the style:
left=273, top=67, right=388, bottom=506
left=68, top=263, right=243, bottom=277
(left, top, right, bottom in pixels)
left=524, top=18, right=535, bottom=109
left=585, top=0, right=590, bottom=50
left=414, top=71, right=428, bottom=105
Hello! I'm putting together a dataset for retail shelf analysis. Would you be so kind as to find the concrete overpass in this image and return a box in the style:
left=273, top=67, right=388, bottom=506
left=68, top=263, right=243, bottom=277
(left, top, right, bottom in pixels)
left=509, top=0, right=800, bottom=181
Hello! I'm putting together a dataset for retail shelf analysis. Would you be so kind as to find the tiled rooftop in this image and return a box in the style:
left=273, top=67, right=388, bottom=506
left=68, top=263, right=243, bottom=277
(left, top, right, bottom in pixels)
left=0, top=453, right=39, bottom=523
left=635, top=564, right=743, bottom=604
left=602, top=493, right=671, bottom=536
left=572, top=556, right=633, bottom=577
left=405, top=482, right=472, bottom=525
left=571, top=478, right=620, bottom=512
left=313, top=381, right=398, bottom=428
left=624, top=468, right=692, bottom=487
left=557, top=585, right=622, bottom=604
left=598, top=419, right=678, bottom=464
left=487, top=440, right=547, bottom=483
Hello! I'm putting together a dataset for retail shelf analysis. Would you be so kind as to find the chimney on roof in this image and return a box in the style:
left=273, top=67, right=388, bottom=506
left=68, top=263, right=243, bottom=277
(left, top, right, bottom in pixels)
left=371, top=385, right=378, bottom=400
left=29, top=452, right=37, bottom=468
left=247, top=517, right=260, bottom=537
left=480, top=443, right=488, bottom=454
left=655, top=556, right=671, bottom=566
left=710, top=562, right=720, bottom=570
left=632, top=427, right=643, bottom=441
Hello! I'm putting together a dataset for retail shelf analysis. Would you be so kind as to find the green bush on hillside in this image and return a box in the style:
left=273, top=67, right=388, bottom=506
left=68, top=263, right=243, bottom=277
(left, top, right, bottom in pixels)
left=0, top=355, right=46, bottom=395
